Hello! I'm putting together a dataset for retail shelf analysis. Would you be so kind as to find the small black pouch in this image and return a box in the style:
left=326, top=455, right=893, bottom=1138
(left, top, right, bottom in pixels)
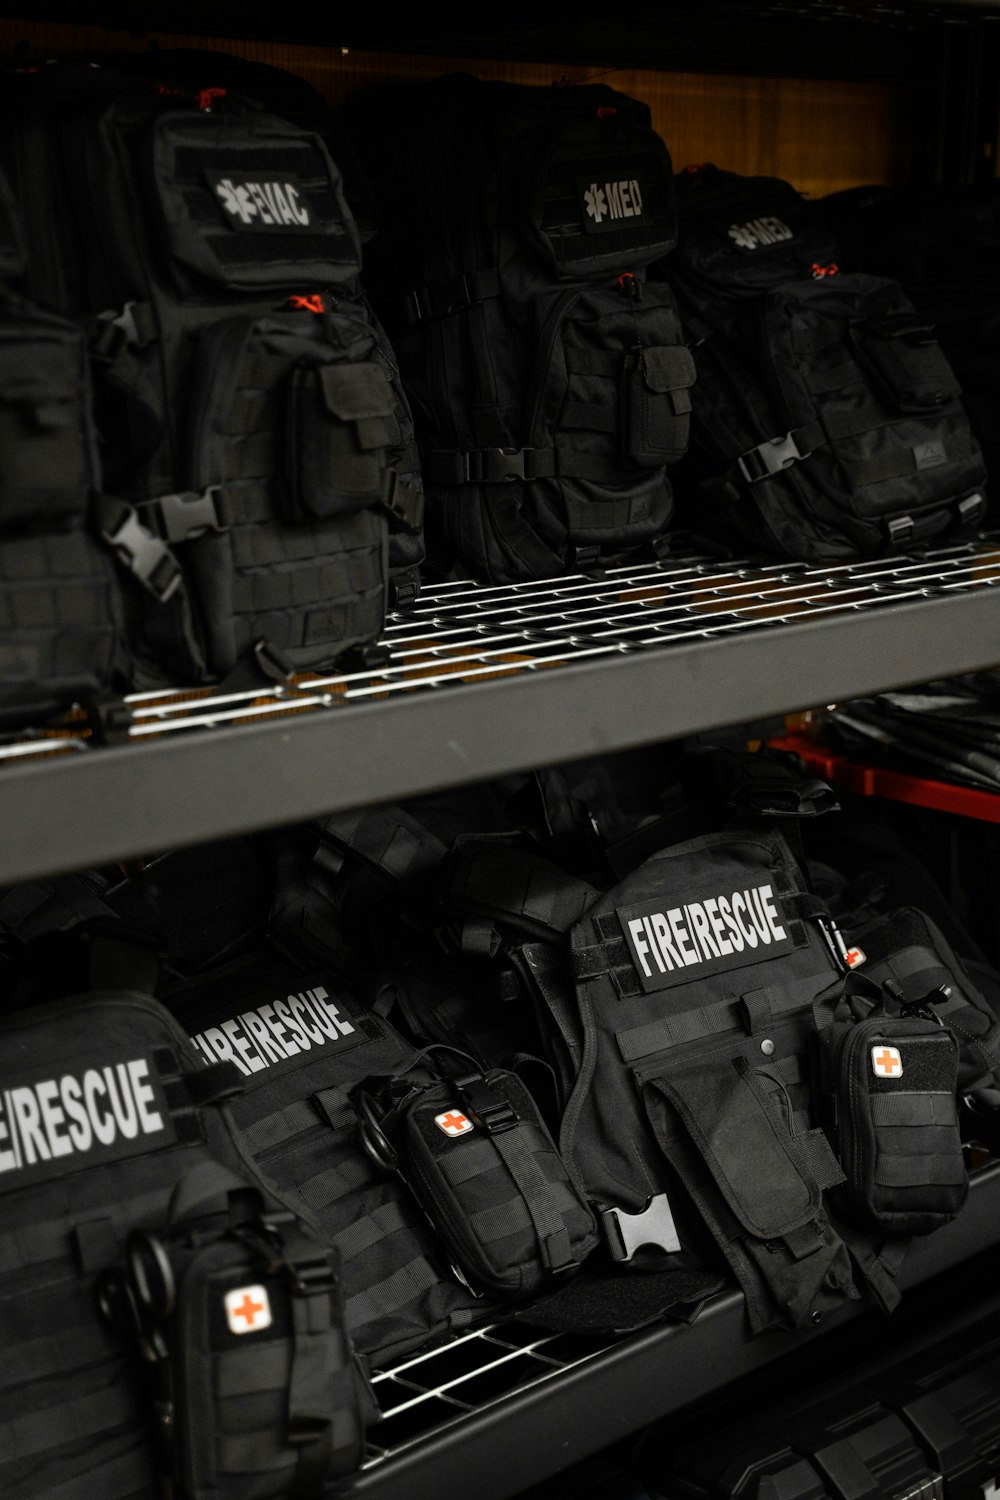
left=100, top=1170, right=366, bottom=1499
left=816, top=977, right=968, bottom=1236
left=359, top=1063, right=599, bottom=1300
left=620, top=343, right=696, bottom=468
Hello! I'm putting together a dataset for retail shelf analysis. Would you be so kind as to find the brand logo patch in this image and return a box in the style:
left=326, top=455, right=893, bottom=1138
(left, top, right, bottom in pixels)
left=617, top=881, right=799, bottom=993
left=914, top=440, right=947, bottom=471
left=208, top=171, right=313, bottom=231
left=872, top=1045, right=903, bottom=1079
left=435, top=1109, right=474, bottom=1137
left=0, top=1056, right=171, bottom=1189
left=581, top=178, right=645, bottom=229
left=727, top=216, right=793, bottom=251
left=225, top=1284, right=272, bottom=1335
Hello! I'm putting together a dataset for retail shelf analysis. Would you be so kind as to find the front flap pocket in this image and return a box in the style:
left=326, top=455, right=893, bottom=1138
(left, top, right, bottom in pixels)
left=621, top=343, right=696, bottom=467
left=524, top=115, right=676, bottom=279
left=286, top=360, right=399, bottom=520
left=149, top=111, right=362, bottom=293
left=648, top=1061, right=818, bottom=1240
left=851, top=307, right=961, bottom=413
left=0, top=307, right=96, bottom=527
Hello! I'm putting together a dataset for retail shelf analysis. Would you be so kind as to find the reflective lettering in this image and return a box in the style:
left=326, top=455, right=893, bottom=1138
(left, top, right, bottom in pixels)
left=128, top=1059, right=164, bottom=1135
left=760, top=884, right=788, bottom=942
left=61, top=1075, right=92, bottom=1152
left=241, top=1010, right=286, bottom=1066
left=0, top=1095, right=17, bottom=1172
left=289, top=994, right=321, bottom=1046
left=247, top=182, right=276, bottom=225
left=650, top=913, right=679, bottom=971
left=223, top=1018, right=262, bottom=1074
left=747, top=888, right=772, bottom=945
left=670, top=908, right=698, bottom=966
left=259, top=1003, right=296, bottom=1058
left=84, top=1070, right=115, bottom=1146
left=36, top=1079, right=71, bottom=1159
left=642, top=916, right=666, bottom=973
left=11, top=1087, right=51, bottom=1165
left=718, top=895, right=744, bottom=952
left=628, top=918, right=652, bottom=979
left=103, top=1065, right=139, bottom=1140
left=732, top=892, right=758, bottom=948
left=704, top=897, right=732, bottom=956
left=688, top=901, right=720, bottom=959
left=272, top=999, right=302, bottom=1054
left=286, top=185, right=310, bottom=226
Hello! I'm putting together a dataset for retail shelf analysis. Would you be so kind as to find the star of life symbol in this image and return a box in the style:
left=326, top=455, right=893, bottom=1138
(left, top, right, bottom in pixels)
left=225, top=1283, right=272, bottom=1334
left=871, top=1045, right=903, bottom=1079
left=216, top=178, right=257, bottom=224
left=584, top=182, right=609, bottom=225
left=728, top=223, right=758, bottom=250
left=435, top=1109, right=474, bottom=1137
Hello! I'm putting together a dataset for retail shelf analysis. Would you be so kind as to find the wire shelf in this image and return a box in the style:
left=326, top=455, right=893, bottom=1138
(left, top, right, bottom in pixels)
left=3, top=535, right=999, bottom=763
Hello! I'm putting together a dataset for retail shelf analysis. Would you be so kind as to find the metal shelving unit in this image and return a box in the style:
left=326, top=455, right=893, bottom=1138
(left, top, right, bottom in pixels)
left=1, top=536, right=998, bottom=883
left=4, top=3, right=1000, bottom=1497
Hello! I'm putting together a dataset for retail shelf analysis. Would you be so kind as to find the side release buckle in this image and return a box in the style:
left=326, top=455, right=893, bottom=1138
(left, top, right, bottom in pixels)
left=152, top=486, right=229, bottom=545
left=100, top=503, right=182, bottom=603
left=601, top=1192, right=682, bottom=1262
left=738, top=430, right=811, bottom=484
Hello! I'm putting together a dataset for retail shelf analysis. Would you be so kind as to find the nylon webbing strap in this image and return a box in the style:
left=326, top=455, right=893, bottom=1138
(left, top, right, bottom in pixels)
left=0, top=1192, right=167, bottom=1276
left=0, top=1318, right=114, bottom=1392
left=332, top=1201, right=412, bottom=1261
left=871, top=1091, right=956, bottom=1127
left=491, top=1128, right=574, bottom=1272
left=424, top=446, right=635, bottom=486
left=215, top=1342, right=290, bottom=1400
left=796, top=1127, right=847, bottom=1191
left=319, top=806, right=448, bottom=883
left=0, top=1383, right=138, bottom=1464
left=875, top=1155, right=966, bottom=1187
left=616, top=972, right=832, bottom=1062
left=344, top=1254, right=440, bottom=1327
left=448, top=845, right=597, bottom=936
left=298, top=1158, right=372, bottom=1212
left=399, top=267, right=501, bottom=324
left=243, top=1100, right=321, bottom=1153
left=39, top=1442, right=154, bottom=1500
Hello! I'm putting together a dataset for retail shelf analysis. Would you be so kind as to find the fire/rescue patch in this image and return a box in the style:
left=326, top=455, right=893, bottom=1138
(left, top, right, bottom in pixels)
left=617, top=879, right=800, bottom=993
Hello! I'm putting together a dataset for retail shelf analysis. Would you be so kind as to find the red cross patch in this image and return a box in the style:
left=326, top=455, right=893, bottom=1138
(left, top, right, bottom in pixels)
left=225, top=1284, right=272, bottom=1335
left=871, top=1045, right=903, bottom=1079
left=844, top=946, right=867, bottom=968
left=435, top=1109, right=474, bottom=1137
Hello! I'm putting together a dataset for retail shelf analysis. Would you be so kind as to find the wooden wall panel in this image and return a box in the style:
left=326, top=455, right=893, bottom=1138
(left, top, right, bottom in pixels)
left=0, top=16, right=911, bottom=198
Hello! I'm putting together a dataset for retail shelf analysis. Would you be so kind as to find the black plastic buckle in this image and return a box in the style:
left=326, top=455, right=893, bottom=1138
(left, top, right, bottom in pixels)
left=601, top=1192, right=682, bottom=1263
left=382, top=472, right=425, bottom=533
left=957, top=492, right=986, bottom=523
left=738, top=431, right=808, bottom=484
left=153, top=486, right=228, bottom=545
left=467, top=448, right=528, bottom=484
left=885, top=514, right=915, bottom=545
left=390, top=576, right=420, bottom=609
left=458, top=1075, right=519, bottom=1134
left=94, top=301, right=154, bottom=355
left=100, top=506, right=182, bottom=603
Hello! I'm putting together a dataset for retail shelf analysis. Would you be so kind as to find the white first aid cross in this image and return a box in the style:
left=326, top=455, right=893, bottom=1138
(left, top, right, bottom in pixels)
left=871, top=1045, right=903, bottom=1079
left=225, top=1284, right=272, bottom=1335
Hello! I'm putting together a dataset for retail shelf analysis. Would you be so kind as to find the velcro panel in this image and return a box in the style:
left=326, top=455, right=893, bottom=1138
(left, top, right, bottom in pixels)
left=149, top=110, right=361, bottom=291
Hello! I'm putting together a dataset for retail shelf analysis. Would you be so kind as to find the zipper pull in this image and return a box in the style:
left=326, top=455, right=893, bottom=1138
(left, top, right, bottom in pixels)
left=617, top=270, right=642, bottom=301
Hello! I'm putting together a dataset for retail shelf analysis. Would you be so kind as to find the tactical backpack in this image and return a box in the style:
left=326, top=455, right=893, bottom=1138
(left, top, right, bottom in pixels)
left=821, top=180, right=1000, bottom=521
left=0, top=61, right=402, bottom=689
left=159, top=945, right=486, bottom=1364
left=104, top=44, right=427, bottom=604
left=352, top=71, right=695, bottom=581
left=0, top=989, right=366, bottom=1500
left=658, top=165, right=988, bottom=562
left=0, top=157, right=128, bottom=726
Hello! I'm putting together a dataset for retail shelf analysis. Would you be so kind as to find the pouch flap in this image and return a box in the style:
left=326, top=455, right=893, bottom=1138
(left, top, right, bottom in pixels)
left=148, top=110, right=362, bottom=292
left=852, top=297, right=961, bottom=411
left=640, top=345, right=697, bottom=394
left=524, top=114, right=676, bottom=279
left=650, top=1061, right=816, bottom=1240
left=319, top=361, right=396, bottom=425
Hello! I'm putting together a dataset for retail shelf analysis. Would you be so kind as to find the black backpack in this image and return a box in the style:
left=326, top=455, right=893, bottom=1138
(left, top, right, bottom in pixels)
left=104, top=45, right=427, bottom=605
left=0, top=988, right=366, bottom=1500
left=658, top=165, right=988, bottom=562
left=0, top=156, right=128, bottom=727
left=0, top=61, right=400, bottom=689
left=351, top=71, right=695, bottom=581
left=820, top=180, right=1000, bottom=523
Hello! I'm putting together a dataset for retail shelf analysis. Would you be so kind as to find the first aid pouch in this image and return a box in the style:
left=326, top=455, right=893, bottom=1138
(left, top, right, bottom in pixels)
left=814, top=975, right=968, bottom=1236
left=357, top=1058, right=599, bottom=1300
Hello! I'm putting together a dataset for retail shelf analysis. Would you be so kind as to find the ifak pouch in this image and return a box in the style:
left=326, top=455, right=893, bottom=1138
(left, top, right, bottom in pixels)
left=815, top=974, right=968, bottom=1237
left=355, top=1055, right=599, bottom=1300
